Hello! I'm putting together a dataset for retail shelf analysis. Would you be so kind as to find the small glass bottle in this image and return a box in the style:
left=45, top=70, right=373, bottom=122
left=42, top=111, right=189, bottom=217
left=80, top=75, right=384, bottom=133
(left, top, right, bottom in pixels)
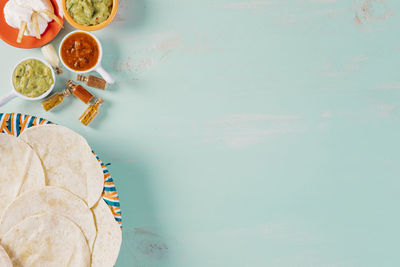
left=66, top=80, right=94, bottom=104
left=79, top=98, right=104, bottom=126
left=77, top=74, right=107, bottom=90
left=41, top=89, right=71, bottom=111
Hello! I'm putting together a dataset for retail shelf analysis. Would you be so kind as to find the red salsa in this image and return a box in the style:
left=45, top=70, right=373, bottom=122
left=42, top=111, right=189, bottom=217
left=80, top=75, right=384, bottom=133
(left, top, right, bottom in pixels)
left=61, top=32, right=99, bottom=71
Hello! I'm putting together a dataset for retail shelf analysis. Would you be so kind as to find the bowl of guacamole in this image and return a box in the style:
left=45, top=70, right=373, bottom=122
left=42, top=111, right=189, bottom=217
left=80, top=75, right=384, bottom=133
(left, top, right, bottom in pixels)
left=63, top=0, right=118, bottom=30
left=12, top=58, right=55, bottom=99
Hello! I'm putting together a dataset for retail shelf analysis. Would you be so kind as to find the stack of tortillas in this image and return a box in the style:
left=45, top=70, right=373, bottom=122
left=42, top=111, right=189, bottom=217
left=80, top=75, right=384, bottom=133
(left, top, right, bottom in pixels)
left=0, top=124, right=121, bottom=267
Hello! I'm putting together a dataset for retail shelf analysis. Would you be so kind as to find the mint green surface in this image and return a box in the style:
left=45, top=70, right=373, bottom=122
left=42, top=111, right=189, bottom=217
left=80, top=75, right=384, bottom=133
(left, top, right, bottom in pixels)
left=1, top=0, right=400, bottom=266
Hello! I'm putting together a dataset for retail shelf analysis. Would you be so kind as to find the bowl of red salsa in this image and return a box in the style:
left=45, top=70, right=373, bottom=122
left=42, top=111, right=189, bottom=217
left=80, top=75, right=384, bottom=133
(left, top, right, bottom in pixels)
left=59, top=31, right=114, bottom=84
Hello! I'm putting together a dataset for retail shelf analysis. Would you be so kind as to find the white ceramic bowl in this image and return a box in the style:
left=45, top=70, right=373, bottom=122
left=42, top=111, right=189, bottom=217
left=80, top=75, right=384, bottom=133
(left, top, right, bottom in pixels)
left=59, top=30, right=114, bottom=84
left=0, top=57, right=56, bottom=107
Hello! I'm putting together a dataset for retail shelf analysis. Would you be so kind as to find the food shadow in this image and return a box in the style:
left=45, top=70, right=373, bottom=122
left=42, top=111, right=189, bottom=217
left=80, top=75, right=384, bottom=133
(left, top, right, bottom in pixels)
left=99, top=37, right=121, bottom=92
left=103, top=154, right=168, bottom=265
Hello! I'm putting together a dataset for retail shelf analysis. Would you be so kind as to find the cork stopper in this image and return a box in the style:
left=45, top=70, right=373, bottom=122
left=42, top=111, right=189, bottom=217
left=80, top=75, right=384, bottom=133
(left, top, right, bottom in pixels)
left=96, top=98, right=104, bottom=105
left=66, top=80, right=75, bottom=88
left=76, top=74, right=86, bottom=82
left=63, top=88, right=71, bottom=96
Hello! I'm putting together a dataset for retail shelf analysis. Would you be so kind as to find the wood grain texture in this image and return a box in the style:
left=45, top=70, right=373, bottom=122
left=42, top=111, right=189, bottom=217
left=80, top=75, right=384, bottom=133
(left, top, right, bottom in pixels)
left=0, top=0, right=400, bottom=266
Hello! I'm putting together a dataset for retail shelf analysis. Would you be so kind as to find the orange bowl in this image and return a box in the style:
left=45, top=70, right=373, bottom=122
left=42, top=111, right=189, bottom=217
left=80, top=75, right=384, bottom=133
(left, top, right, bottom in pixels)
left=62, top=0, right=118, bottom=31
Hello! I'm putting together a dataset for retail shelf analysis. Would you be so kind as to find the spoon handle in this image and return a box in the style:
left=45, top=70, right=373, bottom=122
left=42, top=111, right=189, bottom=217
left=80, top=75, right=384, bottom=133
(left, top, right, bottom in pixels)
left=96, top=65, right=115, bottom=84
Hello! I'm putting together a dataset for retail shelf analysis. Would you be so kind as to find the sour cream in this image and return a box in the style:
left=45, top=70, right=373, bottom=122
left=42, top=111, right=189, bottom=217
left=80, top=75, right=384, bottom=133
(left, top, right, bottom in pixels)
left=4, top=0, right=54, bottom=37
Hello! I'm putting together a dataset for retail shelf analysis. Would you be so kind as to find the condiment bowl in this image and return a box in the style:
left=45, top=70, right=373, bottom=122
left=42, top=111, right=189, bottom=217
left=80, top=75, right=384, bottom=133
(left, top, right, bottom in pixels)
left=59, top=30, right=115, bottom=84
left=0, top=57, right=56, bottom=107
left=62, top=0, right=118, bottom=31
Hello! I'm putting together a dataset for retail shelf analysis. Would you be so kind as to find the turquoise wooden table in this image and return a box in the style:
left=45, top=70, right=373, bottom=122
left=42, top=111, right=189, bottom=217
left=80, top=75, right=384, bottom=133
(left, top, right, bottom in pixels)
left=1, top=0, right=400, bottom=266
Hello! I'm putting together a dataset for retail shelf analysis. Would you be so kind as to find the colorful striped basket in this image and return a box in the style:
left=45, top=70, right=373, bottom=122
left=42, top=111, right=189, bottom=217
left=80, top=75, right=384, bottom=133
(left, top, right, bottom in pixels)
left=0, top=113, right=122, bottom=228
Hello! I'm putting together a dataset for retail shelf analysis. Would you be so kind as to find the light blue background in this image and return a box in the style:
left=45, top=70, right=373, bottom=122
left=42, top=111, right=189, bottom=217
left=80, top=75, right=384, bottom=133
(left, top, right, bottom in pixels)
left=1, top=0, right=400, bottom=266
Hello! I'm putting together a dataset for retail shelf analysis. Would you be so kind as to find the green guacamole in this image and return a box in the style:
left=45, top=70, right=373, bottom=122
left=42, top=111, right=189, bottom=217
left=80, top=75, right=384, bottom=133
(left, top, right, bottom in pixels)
left=66, top=0, right=113, bottom=26
left=13, top=59, right=54, bottom=98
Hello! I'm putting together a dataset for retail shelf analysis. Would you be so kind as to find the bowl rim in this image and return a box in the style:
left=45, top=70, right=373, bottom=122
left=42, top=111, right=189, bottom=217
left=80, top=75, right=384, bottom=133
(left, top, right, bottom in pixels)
left=62, top=0, right=118, bottom=31
left=11, top=57, right=56, bottom=101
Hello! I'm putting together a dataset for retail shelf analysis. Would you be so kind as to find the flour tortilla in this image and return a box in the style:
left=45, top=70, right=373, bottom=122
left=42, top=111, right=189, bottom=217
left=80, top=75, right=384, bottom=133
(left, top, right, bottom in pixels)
left=1, top=214, right=90, bottom=267
left=0, top=244, right=12, bottom=267
left=18, top=124, right=104, bottom=208
left=0, top=186, right=96, bottom=251
left=0, top=134, right=45, bottom=216
left=91, top=199, right=122, bottom=267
